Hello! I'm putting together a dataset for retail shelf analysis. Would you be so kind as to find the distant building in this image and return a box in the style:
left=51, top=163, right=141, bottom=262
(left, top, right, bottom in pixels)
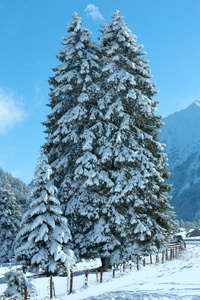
left=186, top=229, right=200, bottom=237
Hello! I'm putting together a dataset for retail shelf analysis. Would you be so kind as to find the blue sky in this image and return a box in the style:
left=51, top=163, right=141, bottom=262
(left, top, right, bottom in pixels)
left=0, top=0, right=200, bottom=184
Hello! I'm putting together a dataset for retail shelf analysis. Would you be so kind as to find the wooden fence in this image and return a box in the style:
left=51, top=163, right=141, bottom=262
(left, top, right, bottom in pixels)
left=21, top=241, right=186, bottom=299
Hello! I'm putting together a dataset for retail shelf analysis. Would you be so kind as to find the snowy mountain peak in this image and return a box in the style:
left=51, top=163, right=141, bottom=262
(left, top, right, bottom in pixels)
left=160, top=100, right=200, bottom=221
left=194, top=99, right=200, bottom=107
left=186, top=99, right=200, bottom=111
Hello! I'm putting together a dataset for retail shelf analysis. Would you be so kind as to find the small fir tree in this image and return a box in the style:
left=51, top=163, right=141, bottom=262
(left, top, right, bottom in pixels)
left=0, top=185, right=22, bottom=262
left=3, top=269, right=37, bottom=299
left=16, top=152, right=74, bottom=275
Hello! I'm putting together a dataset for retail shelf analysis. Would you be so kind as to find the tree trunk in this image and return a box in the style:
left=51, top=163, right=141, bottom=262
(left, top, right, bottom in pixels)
left=101, top=257, right=112, bottom=270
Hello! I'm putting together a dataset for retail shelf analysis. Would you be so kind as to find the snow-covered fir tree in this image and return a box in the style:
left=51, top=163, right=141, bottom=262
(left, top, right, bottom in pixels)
left=42, top=13, right=102, bottom=255
left=67, top=10, right=174, bottom=267
left=16, top=151, right=74, bottom=275
left=0, top=185, right=22, bottom=262
left=42, top=12, right=101, bottom=184
left=3, top=269, right=36, bottom=299
left=96, top=10, right=174, bottom=264
left=42, top=11, right=174, bottom=268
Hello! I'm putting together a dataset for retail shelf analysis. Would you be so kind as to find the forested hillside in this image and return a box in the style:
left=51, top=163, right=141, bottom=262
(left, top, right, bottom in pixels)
left=0, top=168, right=30, bottom=207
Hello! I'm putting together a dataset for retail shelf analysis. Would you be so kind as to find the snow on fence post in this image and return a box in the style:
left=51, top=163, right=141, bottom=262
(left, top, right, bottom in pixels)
left=85, top=271, right=89, bottom=287
left=50, top=276, right=53, bottom=299
left=112, top=264, right=115, bottom=278
left=67, top=267, right=71, bottom=294
left=53, top=281, right=56, bottom=298
left=119, top=263, right=122, bottom=272
left=100, top=268, right=103, bottom=283
left=137, top=256, right=139, bottom=270
left=123, top=261, right=125, bottom=272
left=69, top=270, right=73, bottom=294
left=24, top=286, right=28, bottom=300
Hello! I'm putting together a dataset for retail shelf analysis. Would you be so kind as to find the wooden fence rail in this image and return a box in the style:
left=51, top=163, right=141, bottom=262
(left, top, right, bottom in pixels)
left=21, top=242, right=186, bottom=299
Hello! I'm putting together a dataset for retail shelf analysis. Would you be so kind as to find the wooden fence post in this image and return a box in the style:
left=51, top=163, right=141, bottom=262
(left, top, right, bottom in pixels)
left=150, top=254, right=152, bottom=264
left=50, top=276, right=53, bottom=299
left=156, top=254, right=159, bottom=263
left=166, top=249, right=168, bottom=260
left=96, top=269, right=99, bottom=283
left=129, top=255, right=132, bottom=270
left=179, top=245, right=181, bottom=255
left=100, top=267, right=103, bottom=283
left=69, top=270, right=73, bottom=294
left=137, top=256, right=139, bottom=270
left=24, top=286, right=28, bottom=300
left=112, top=264, right=115, bottom=278
left=143, top=258, right=145, bottom=267
left=123, top=261, right=125, bottom=272
left=170, top=248, right=172, bottom=260
left=162, top=251, right=164, bottom=264
left=85, top=271, right=89, bottom=287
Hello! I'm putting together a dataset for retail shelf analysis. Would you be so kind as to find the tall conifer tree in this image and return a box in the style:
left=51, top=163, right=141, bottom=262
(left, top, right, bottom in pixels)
left=42, top=13, right=103, bottom=259
left=67, top=11, right=174, bottom=266
left=42, top=11, right=174, bottom=268
left=42, top=12, right=101, bottom=186
left=97, top=10, right=174, bottom=263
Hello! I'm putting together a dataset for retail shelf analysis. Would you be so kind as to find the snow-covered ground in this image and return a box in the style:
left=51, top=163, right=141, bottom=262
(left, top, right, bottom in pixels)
left=0, top=241, right=200, bottom=299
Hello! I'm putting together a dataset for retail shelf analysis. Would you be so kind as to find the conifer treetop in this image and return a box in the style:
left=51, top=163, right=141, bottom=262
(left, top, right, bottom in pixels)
left=67, top=12, right=83, bottom=33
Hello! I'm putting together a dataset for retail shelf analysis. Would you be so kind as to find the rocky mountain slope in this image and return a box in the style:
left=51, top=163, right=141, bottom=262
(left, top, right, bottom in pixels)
left=160, top=100, right=200, bottom=221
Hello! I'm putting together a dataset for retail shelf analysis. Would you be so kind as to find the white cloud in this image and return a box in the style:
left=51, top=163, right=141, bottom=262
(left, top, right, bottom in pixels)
left=33, top=84, right=44, bottom=110
left=0, top=87, right=28, bottom=134
left=84, top=4, right=104, bottom=21
left=11, top=169, right=22, bottom=179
